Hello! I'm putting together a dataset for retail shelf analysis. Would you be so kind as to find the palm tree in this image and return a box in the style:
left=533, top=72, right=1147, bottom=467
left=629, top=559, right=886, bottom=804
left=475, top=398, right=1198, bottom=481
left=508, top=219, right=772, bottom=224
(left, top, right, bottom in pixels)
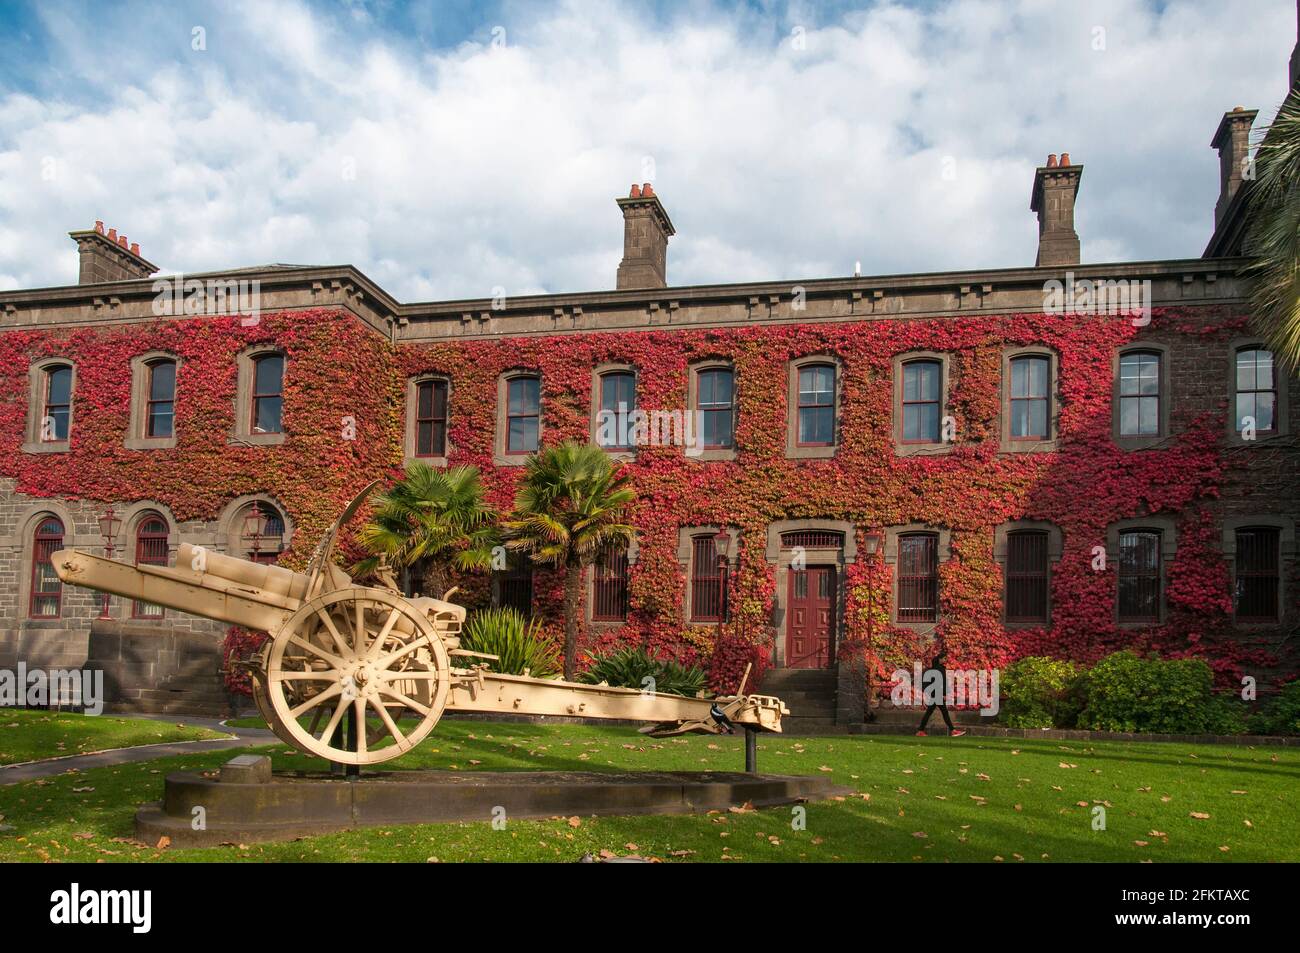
left=354, top=462, right=498, bottom=599
left=1246, top=94, right=1300, bottom=370
left=502, top=441, right=636, bottom=679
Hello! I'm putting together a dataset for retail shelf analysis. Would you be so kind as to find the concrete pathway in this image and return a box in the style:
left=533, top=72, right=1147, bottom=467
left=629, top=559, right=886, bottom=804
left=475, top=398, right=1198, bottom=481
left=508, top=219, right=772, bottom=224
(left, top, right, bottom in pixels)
left=0, top=716, right=278, bottom=785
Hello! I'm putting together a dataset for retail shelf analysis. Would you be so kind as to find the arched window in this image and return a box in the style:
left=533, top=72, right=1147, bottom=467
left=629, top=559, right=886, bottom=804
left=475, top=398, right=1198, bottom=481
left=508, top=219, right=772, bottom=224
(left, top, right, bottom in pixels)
left=41, top=364, right=73, bottom=442
left=796, top=363, right=835, bottom=447
left=1234, top=347, right=1276, bottom=436
left=1008, top=355, right=1050, bottom=441
left=1118, top=351, right=1161, bottom=436
left=696, top=367, right=734, bottom=449
left=250, top=353, right=284, bottom=434
left=30, top=516, right=65, bottom=618
left=133, top=514, right=170, bottom=618
left=144, top=358, right=177, bottom=438
left=239, top=503, right=286, bottom=564
left=596, top=371, right=636, bottom=450
left=900, top=360, right=941, bottom=443
left=505, top=375, right=541, bottom=455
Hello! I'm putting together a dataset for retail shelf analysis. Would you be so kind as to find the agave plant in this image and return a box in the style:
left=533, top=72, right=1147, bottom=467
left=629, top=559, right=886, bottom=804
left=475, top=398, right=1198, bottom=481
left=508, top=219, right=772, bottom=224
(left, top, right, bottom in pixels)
left=458, top=607, right=562, bottom=679
left=579, top=646, right=707, bottom=697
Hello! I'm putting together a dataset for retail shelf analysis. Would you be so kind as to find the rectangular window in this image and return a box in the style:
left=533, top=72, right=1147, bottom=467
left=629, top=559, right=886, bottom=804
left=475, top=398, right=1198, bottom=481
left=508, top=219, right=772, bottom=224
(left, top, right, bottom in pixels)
left=598, top=372, right=636, bottom=450
left=251, top=354, right=284, bottom=434
left=592, top=546, right=630, bottom=621
left=901, top=361, right=941, bottom=443
left=1118, top=530, right=1161, bottom=621
left=1234, top=527, right=1280, bottom=622
left=1009, top=356, right=1049, bottom=440
left=897, top=533, right=938, bottom=622
left=690, top=536, right=725, bottom=621
left=415, top=379, right=448, bottom=457
left=146, top=360, right=176, bottom=438
left=697, top=368, right=734, bottom=449
left=43, top=365, right=72, bottom=442
left=797, top=364, right=835, bottom=446
left=1118, top=352, right=1161, bottom=437
left=506, top=377, right=540, bottom=454
left=1005, top=530, right=1049, bottom=622
left=1235, top=348, right=1276, bottom=435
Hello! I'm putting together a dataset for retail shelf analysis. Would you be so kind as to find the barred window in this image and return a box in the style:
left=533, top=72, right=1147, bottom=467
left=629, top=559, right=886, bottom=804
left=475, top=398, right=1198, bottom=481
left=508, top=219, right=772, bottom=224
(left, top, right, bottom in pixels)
left=897, top=533, right=938, bottom=622
left=1118, top=530, right=1161, bottom=621
left=240, top=503, right=286, bottom=564
left=1234, top=527, right=1280, bottom=622
left=592, top=546, right=630, bottom=621
left=133, top=514, right=169, bottom=619
left=1005, top=530, right=1049, bottom=623
left=30, top=516, right=65, bottom=618
left=690, top=535, right=725, bottom=621
left=779, top=530, right=844, bottom=549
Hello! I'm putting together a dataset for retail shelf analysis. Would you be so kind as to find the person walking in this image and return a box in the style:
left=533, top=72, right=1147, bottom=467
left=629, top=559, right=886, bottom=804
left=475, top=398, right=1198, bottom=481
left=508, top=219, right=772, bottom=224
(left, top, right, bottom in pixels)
left=916, top=642, right=966, bottom=737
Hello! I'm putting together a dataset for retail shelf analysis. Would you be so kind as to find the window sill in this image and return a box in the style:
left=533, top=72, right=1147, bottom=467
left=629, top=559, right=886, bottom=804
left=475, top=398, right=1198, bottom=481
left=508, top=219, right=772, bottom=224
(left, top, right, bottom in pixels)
left=406, top=455, right=448, bottom=469
left=894, top=442, right=952, bottom=458
left=787, top=444, right=837, bottom=460
left=125, top=436, right=178, bottom=451
left=230, top=432, right=286, bottom=447
left=1113, top=435, right=1166, bottom=451
left=892, top=619, right=941, bottom=631
left=686, top=448, right=737, bottom=463
left=22, top=440, right=69, bottom=454
left=1003, top=619, right=1050, bottom=629
left=493, top=452, right=533, bottom=467
left=998, top=439, right=1058, bottom=454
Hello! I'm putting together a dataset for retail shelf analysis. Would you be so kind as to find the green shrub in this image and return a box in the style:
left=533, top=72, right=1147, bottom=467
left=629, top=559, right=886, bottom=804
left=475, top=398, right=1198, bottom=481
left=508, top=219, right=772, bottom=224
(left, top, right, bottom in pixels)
left=580, top=645, right=707, bottom=697
left=999, top=656, right=1082, bottom=728
left=1249, top=680, right=1300, bottom=736
left=1076, top=651, right=1241, bottom=734
left=459, top=607, right=561, bottom=678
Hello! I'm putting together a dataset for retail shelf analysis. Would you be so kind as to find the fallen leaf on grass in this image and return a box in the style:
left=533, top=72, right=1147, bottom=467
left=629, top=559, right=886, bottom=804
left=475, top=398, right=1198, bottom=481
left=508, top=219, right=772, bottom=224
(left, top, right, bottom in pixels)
left=1189, top=812, right=1211, bottom=820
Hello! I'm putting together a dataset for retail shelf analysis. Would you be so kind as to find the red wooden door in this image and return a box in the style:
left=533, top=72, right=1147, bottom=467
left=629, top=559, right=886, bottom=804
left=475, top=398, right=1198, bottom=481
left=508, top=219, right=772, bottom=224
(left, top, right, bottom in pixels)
left=787, top=566, right=836, bottom=668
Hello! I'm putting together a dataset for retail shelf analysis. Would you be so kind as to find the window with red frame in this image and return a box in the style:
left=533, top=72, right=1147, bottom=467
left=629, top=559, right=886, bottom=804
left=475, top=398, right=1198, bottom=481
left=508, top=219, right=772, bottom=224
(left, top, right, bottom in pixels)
left=30, top=516, right=64, bottom=618
left=505, top=376, right=540, bottom=454
left=592, top=545, right=630, bottom=621
left=42, top=364, right=73, bottom=442
left=133, top=515, right=169, bottom=618
left=1004, top=530, right=1049, bottom=623
left=897, top=533, right=938, bottom=622
left=1118, top=530, right=1162, bottom=621
left=1234, top=527, right=1280, bottom=622
left=797, top=363, right=835, bottom=446
left=1009, top=355, right=1049, bottom=440
left=415, top=379, right=448, bottom=457
left=690, top=535, right=725, bottom=621
left=696, top=368, right=734, bottom=449
left=901, top=360, right=941, bottom=443
left=251, top=354, right=284, bottom=434
left=145, top=358, right=176, bottom=438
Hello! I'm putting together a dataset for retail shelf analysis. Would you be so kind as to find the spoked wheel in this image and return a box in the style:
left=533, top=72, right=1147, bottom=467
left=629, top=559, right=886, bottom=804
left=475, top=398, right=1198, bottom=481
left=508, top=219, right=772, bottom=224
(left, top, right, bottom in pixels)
left=264, top=587, right=450, bottom=766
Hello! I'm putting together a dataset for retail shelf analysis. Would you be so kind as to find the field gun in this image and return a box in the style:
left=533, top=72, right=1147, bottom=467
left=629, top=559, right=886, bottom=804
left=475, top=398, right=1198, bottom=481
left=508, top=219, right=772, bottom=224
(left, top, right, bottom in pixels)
left=51, top=483, right=787, bottom=766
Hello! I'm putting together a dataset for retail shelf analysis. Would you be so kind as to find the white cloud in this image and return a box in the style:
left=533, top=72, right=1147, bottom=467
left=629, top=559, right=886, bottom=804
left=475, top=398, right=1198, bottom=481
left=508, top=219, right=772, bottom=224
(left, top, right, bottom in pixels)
left=0, top=0, right=1292, bottom=298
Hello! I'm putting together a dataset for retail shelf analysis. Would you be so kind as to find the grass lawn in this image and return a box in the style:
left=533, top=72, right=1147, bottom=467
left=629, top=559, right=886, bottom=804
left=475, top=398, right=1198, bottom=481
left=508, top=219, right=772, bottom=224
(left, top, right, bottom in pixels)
left=1, top=719, right=1295, bottom=862
left=0, top=710, right=228, bottom=766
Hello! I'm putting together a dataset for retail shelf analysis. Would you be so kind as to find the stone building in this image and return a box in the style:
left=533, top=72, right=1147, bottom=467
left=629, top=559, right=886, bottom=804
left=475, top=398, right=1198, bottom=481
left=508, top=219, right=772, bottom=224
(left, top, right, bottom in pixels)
left=1, top=41, right=1296, bottom=724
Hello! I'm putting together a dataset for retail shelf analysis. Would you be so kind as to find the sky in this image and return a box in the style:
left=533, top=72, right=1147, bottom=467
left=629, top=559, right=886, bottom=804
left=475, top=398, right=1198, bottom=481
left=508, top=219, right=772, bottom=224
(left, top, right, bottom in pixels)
left=0, top=0, right=1294, bottom=301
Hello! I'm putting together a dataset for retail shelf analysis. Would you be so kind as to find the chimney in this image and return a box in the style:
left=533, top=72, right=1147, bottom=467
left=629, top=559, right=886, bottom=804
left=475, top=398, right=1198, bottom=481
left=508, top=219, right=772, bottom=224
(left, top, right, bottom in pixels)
left=615, top=183, right=675, bottom=290
left=1211, top=107, right=1258, bottom=227
left=68, top=221, right=159, bottom=284
left=1030, top=153, right=1083, bottom=267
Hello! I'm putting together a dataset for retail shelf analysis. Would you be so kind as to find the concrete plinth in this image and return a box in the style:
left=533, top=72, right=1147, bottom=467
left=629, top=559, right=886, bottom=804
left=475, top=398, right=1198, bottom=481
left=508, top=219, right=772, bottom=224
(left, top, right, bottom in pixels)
left=137, top=762, right=850, bottom=847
